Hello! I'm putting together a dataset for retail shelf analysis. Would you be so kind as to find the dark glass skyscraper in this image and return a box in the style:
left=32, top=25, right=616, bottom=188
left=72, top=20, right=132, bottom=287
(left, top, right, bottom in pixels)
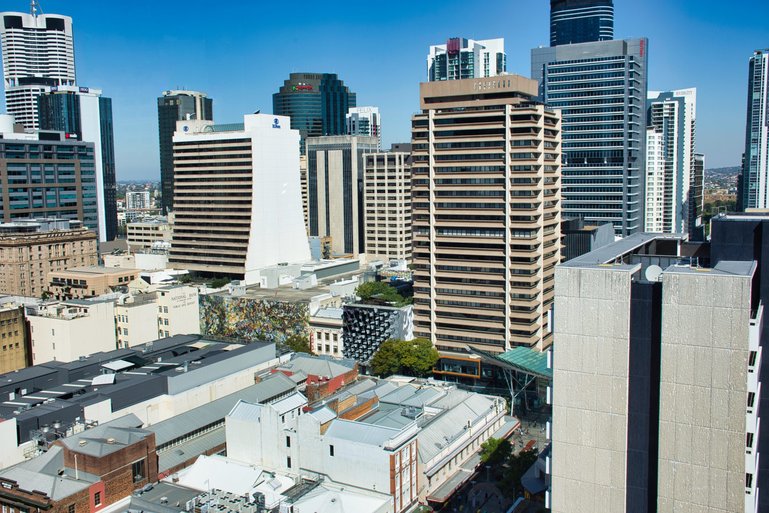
left=550, top=0, right=614, bottom=46
left=38, top=86, right=117, bottom=241
left=272, top=73, right=356, bottom=153
left=157, top=90, right=213, bottom=213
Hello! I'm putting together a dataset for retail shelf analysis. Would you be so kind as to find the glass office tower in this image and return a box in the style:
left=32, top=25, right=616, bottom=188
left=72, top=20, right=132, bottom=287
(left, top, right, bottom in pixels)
left=273, top=73, right=356, bottom=154
left=38, top=86, right=117, bottom=241
left=157, top=90, right=213, bottom=214
left=550, top=0, right=614, bottom=46
left=532, top=38, right=648, bottom=236
left=740, top=49, right=769, bottom=211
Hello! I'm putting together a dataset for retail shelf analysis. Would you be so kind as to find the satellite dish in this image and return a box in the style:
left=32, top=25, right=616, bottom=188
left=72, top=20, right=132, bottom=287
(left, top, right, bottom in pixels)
left=645, top=265, right=663, bottom=282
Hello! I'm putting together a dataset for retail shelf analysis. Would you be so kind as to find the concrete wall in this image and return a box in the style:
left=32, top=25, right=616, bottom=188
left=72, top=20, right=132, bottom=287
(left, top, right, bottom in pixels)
left=657, top=269, right=753, bottom=512
left=552, top=264, right=637, bottom=513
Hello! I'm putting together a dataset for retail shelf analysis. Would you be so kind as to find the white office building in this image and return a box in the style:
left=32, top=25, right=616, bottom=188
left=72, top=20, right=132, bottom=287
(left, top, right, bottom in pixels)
left=741, top=49, right=769, bottom=210
left=644, top=88, right=697, bottom=233
left=126, top=191, right=151, bottom=211
left=168, top=114, right=310, bottom=283
left=427, top=37, right=506, bottom=81
left=346, top=106, right=381, bottom=148
left=0, top=8, right=76, bottom=130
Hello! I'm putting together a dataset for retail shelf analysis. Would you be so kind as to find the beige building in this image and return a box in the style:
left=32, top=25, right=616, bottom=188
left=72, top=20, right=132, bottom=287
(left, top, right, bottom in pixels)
left=0, top=301, right=28, bottom=373
left=307, top=135, right=379, bottom=257
left=0, top=223, right=97, bottom=298
left=309, top=307, right=343, bottom=357
left=363, top=146, right=412, bottom=263
left=115, top=285, right=200, bottom=348
left=126, top=218, right=171, bottom=251
left=47, top=266, right=139, bottom=300
left=27, top=299, right=117, bottom=364
left=411, top=76, right=561, bottom=354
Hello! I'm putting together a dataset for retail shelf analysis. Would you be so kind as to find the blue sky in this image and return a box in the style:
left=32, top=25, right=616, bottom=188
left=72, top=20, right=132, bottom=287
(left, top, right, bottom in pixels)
left=3, top=0, right=768, bottom=180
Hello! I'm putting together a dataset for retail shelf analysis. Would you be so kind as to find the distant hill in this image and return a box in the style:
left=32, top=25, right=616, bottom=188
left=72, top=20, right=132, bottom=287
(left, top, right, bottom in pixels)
left=706, top=166, right=740, bottom=177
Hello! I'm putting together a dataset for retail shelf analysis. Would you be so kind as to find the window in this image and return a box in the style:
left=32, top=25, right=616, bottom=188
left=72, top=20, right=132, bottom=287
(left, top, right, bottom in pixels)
left=286, top=436, right=291, bottom=448
left=132, top=459, right=145, bottom=482
left=286, top=457, right=292, bottom=468
left=94, top=491, right=101, bottom=506
left=329, top=445, right=334, bottom=457
left=68, top=505, right=75, bottom=513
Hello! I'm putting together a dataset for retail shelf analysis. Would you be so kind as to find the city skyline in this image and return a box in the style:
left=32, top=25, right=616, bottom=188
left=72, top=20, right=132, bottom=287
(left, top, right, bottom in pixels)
left=0, top=0, right=766, bottom=180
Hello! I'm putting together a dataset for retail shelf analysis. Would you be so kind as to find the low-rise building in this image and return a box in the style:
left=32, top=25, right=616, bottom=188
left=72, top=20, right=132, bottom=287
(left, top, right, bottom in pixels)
left=309, top=307, right=344, bottom=357
left=126, top=218, right=171, bottom=251
left=27, top=298, right=117, bottom=364
left=115, top=285, right=200, bottom=348
left=0, top=414, right=157, bottom=513
left=226, top=377, right=513, bottom=512
left=47, top=266, right=139, bottom=300
left=0, top=220, right=97, bottom=298
left=342, top=302, right=414, bottom=364
left=272, top=354, right=358, bottom=403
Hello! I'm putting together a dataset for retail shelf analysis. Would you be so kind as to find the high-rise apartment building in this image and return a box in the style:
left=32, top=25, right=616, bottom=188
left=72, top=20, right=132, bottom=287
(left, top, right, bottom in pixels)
left=552, top=222, right=766, bottom=513
left=0, top=8, right=75, bottom=130
left=306, top=135, right=379, bottom=257
left=427, top=38, right=506, bottom=82
left=0, top=219, right=97, bottom=298
left=125, top=190, right=151, bottom=211
left=273, top=73, right=356, bottom=153
left=690, top=153, right=705, bottom=239
left=550, top=0, right=614, bottom=46
left=0, top=115, right=99, bottom=234
left=739, top=49, right=769, bottom=211
left=346, top=106, right=381, bottom=148
left=38, top=85, right=118, bottom=241
left=532, top=38, right=648, bottom=236
left=157, top=90, right=214, bottom=214
left=411, top=77, right=562, bottom=354
left=644, top=88, right=697, bottom=234
left=168, top=114, right=310, bottom=282
left=363, top=144, right=412, bottom=263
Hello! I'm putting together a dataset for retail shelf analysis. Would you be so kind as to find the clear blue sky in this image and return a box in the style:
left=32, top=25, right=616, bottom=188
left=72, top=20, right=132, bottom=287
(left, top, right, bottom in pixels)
left=3, top=0, right=768, bottom=180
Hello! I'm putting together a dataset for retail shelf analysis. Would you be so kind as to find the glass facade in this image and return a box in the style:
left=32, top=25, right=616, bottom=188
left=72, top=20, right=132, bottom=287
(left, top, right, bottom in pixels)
left=740, top=50, right=769, bottom=211
left=37, top=90, right=118, bottom=240
left=0, top=138, right=98, bottom=232
left=157, top=92, right=214, bottom=213
left=272, top=73, right=356, bottom=154
left=532, top=38, right=648, bottom=236
left=550, top=0, right=614, bottom=46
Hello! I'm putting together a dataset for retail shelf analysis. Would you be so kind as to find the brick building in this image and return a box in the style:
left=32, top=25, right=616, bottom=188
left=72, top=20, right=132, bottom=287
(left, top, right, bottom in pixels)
left=272, top=354, right=358, bottom=403
left=0, top=415, right=157, bottom=513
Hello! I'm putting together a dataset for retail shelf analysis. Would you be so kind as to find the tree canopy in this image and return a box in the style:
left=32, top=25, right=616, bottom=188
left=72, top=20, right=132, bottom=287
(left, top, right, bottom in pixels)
left=370, top=338, right=438, bottom=377
left=480, top=437, right=513, bottom=465
left=284, top=333, right=313, bottom=354
left=355, top=281, right=411, bottom=307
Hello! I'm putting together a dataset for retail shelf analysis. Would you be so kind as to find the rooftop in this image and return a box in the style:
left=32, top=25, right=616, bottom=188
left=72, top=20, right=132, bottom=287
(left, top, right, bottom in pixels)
left=49, top=266, right=139, bottom=277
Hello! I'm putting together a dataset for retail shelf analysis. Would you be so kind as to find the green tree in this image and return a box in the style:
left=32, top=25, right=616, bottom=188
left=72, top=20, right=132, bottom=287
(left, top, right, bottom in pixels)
left=284, top=333, right=313, bottom=354
left=208, top=277, right=230, bottom=288
left=480, top=437, right=513, bottom=465
left=355, top=281, right=409, bottom=306
left=370, top=338, right=438, bottom=377
left=500, top=448, right=539, bottom=498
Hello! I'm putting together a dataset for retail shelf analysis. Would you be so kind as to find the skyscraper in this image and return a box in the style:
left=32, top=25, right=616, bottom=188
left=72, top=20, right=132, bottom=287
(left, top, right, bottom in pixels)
left=644, top=88, right=697, bottom=234
left=306, top=135, right=379, bottom=257
left=168, top=114, right=310, bottom=282
left=550, top=0, right=614, bottom=46
left=532, top=38, right=649, bottom=236
left=411, top=76, right=561, bottom=354
left=157, top=90, right=213, bottom=214
left=273, top=73, right=356, bottom=153
left=363, top=144, right=412, bottom=263
left=38, top=86, right=118, bottom=241
left=690, top=153, right=705, bottom=240
left=739, top=49, right=769, bottom=211
left=346, top=106, right=381, bottom=148
left=0, top=8, right=76, bottom=130
left=427, top=38, right=506, bottom=81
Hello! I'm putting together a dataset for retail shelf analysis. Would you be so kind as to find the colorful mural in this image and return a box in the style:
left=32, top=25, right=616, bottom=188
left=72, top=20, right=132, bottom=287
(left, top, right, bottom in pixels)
left=199, top=294, right=309, bottom=343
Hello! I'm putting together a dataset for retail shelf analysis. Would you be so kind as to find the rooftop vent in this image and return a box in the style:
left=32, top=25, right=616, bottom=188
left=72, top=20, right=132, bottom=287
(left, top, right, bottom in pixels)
left=78, top=440, right=87, bottom=447
left=106, top=437, right=116, bottom=444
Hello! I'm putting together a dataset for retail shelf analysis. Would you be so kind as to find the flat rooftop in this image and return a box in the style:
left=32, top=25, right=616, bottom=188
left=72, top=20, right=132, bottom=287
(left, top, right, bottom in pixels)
left=49, top=266, right=139, bottom=276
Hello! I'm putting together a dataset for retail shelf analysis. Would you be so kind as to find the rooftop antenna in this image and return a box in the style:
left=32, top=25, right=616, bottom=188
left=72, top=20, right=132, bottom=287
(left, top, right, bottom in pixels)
left=30, top=0, right=42, bottom=16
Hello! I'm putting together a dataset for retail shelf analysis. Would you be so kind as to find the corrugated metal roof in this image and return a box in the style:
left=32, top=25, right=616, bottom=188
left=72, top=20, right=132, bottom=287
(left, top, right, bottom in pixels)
left=324, top=419, right=403, bottom=447
left=272, top=391, right=308, bottom=415
left=148, top=373, right=296, bottom=446
left=157, top=427, right=225, bottom=472
left=277, top=355, right=354, bottom=379
left=309, top=406, right=337, bottom=424
left=227, top=400, right=263, bottom=422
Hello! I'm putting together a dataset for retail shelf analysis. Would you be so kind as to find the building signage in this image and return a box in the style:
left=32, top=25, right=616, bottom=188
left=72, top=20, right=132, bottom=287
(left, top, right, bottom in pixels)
left=291, top=85, right=313, bottom=91
left=79, top=86, right=89, bottom=93
left=272, top=118, right=281, bottom=129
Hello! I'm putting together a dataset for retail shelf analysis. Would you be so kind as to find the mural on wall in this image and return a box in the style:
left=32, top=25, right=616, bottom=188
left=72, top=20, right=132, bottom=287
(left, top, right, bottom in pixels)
left=199, top=295, right=309, bottom=343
